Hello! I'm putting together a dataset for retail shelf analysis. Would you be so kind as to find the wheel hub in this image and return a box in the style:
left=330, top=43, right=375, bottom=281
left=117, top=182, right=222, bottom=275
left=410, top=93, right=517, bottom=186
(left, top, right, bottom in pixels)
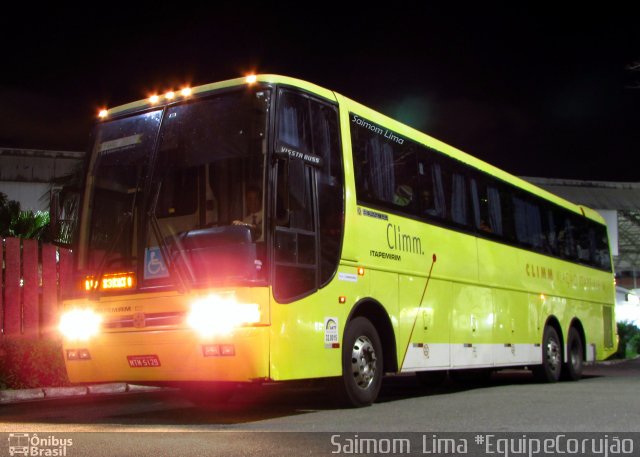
left=546, top=338, right=561, bottom=372
left=351, top=335, right=377, bottom=389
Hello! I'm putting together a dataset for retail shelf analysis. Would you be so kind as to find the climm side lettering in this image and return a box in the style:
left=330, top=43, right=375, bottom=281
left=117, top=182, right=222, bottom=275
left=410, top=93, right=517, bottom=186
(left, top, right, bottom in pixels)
left=386, top=224, right=424, bottom=255
left=526, top=264, right=554, bottom=280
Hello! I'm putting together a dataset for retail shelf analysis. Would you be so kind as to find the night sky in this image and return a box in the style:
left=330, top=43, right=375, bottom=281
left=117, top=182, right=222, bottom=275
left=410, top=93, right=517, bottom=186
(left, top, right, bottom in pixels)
left=2, top=4, right=638, bottom=181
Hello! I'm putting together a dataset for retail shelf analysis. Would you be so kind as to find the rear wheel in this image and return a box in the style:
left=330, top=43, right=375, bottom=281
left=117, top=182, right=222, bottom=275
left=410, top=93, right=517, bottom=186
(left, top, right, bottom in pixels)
left=533, top=325, right=562, bottom=382
left=333, top=317, right=383, bottom=407
left=562, top=327, right=584, bottom=381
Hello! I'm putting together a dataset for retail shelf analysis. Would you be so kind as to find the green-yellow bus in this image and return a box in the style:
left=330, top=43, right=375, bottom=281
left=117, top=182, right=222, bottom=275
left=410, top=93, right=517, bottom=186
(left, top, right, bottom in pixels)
left=59, top=75, right=616, bottom=406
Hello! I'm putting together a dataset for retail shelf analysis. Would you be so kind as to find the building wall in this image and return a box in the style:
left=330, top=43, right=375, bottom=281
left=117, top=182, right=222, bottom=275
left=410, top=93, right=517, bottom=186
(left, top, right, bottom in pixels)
left=0, top=148, right=84, bottom=211
left=0, top=181, right=51, bottom=211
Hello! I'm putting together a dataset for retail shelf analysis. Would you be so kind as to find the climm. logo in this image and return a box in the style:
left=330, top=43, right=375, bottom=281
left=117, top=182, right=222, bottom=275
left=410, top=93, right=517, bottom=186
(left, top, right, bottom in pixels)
left=386, top=224, right=424, bottom=255
left=526, top=264, right=554, bottom=280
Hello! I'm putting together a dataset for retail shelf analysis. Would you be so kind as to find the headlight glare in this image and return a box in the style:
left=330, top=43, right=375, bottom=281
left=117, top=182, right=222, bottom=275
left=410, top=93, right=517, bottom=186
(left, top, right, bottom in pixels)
left=59, top=308, right=102, bottom=341
left=187, top=295, right=260, bottom=337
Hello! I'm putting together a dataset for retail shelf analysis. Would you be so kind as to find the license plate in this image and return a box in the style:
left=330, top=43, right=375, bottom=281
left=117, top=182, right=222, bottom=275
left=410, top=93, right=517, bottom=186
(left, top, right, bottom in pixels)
left=127, top=355, right=161, bottom=368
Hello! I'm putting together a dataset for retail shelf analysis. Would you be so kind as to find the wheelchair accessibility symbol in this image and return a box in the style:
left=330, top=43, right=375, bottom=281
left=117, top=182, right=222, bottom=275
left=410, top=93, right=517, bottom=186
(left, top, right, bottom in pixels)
left=144, top=247, right=169, bottom=280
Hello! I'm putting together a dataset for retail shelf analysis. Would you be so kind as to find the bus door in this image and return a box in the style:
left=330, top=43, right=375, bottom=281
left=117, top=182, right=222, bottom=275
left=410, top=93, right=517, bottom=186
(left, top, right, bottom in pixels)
left=272, top=154, right=319, bottom=302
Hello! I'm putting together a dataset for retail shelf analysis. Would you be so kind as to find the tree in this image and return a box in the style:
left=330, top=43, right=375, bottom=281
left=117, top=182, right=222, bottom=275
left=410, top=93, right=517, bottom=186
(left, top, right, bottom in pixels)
left=0, top=192, right=21, bottom=236
left=48, top=161, right=83, bottom=245
left=0, top=192, right=51, bottom=241
left=616, top=321, right=640, bottom=358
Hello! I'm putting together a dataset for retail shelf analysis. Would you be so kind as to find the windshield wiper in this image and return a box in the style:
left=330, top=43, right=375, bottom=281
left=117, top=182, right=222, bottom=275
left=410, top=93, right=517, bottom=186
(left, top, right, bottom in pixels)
left=147, top=185, right=192, bottom=294
left=89, top=170, right=144, bottom=299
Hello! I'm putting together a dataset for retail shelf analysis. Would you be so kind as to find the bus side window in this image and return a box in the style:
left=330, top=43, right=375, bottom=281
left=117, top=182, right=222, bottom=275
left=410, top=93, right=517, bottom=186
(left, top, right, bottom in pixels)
left=542, top=208, right=558, bottom=255
left=575, top=219, right=597, bottom=265
left=596, top=225, right=612, bottom=270
left=556, top=212, right=577, bottom=260
left=310, top=102, right=343, bottom=287
left=417, top=158, right=446, bottom=219
left=513, top=195, right=543, bottom=249
left=350, top=114, right=415, bottom=212
left=486, top=186, right=503, bottom=235
left=437, top=162, right=469, bottom=227
left=450, top=172, right=468, bottom=226
left=362, top=137, right=395, bottom=204
left=472, top=178, right=504, bottom=236
left=418, top=161, right=436, bottom=217
left=499, top=185, right=516, bottom=241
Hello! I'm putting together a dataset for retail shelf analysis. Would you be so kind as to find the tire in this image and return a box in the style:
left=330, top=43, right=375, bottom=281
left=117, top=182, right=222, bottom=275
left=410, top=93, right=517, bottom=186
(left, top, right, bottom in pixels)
left=562, top=327, right=584, bottom=381
left=333, top=317, right=383, bottom=407
left=533, top=325, right=562, bottom=382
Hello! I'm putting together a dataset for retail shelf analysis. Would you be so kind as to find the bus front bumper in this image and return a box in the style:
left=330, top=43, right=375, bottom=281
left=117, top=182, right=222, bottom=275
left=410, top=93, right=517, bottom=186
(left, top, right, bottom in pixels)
left=62, top=326, right=270, bottom=384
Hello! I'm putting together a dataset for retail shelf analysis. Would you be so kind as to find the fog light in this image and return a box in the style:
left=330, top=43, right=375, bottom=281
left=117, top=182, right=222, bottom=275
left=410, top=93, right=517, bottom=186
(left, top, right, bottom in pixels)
left=67, top=349, right=91, bottom=361
left=202, top=344, right=220, bottom=357
left=220, top=345, right=235, bottom=356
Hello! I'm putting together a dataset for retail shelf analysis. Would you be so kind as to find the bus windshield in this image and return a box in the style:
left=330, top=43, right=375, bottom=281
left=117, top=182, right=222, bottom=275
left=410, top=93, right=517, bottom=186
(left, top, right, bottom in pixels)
left=82, top=88, right=270, bottom=292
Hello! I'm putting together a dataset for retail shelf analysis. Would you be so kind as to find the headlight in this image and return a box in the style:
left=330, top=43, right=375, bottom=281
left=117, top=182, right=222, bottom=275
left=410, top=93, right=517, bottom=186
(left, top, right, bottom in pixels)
left=187, top=294, right=260, bottom=337
left=59, top=308, right=102, bottom=341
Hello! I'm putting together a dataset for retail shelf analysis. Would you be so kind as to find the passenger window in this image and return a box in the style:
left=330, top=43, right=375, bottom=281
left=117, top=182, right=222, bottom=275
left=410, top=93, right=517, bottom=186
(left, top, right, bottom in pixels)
left=351, top=114, right=416, bottom=213
left=417, top=159, right=446, bottom=219
left=556, top=213, right=577, bottom=260
left=450, top=172, right=468, bottom=226
left=513, top=196, right=543, bottom=248
left=472, top=179, right=503, bottom=235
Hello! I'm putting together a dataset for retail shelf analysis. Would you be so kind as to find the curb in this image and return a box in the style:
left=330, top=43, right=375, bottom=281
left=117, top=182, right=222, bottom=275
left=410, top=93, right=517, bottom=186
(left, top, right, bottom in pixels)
left=0, top=388, right=45, bottom=404
left=593, top=355, right=640, bottom=366
left=0, top=383, right=163, bottom=405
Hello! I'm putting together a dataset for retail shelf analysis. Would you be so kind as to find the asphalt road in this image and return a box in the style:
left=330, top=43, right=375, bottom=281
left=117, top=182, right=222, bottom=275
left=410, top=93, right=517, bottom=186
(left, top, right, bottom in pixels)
left=1, top=360, right=639, bottom=456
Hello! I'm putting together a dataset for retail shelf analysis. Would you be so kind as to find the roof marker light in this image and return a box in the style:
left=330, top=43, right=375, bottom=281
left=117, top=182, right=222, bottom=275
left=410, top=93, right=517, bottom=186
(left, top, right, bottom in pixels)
left=181, top=87, right=192, bottom=97
left=246, top=74, right=257, bottom=84
left=165, top=91, right=175, bottom=100
left=98, top=109, right=108, bottom=119
left=149, top=95, right=160, bottom=104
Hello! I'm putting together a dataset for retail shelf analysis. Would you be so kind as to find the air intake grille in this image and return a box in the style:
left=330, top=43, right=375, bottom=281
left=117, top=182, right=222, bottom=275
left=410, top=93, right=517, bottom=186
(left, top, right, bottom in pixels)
left=103, top=312, right=185, bottom=330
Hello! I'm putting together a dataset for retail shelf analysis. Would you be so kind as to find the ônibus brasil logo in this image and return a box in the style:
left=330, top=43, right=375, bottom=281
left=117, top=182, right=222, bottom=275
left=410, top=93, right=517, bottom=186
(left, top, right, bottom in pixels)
left=8, top=433, right=73, bottom=456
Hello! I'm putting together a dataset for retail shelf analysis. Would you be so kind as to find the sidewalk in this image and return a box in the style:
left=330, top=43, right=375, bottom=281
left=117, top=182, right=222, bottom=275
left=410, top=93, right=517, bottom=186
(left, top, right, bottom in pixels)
left=0, top=383, right=163, bottom=405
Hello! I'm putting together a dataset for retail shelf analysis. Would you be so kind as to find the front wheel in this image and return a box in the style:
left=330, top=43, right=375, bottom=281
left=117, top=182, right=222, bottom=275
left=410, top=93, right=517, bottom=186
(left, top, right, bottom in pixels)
left=562, top=327, right=584, bottom=381
left=533, top=325, right=562, bottom=382
left=333, top=317, right=383, bottom=407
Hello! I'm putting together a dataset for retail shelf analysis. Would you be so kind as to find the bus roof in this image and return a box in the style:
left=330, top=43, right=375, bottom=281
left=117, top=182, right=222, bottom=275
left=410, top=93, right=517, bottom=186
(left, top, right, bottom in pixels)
left=102, top=74, right=604, bottom=225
